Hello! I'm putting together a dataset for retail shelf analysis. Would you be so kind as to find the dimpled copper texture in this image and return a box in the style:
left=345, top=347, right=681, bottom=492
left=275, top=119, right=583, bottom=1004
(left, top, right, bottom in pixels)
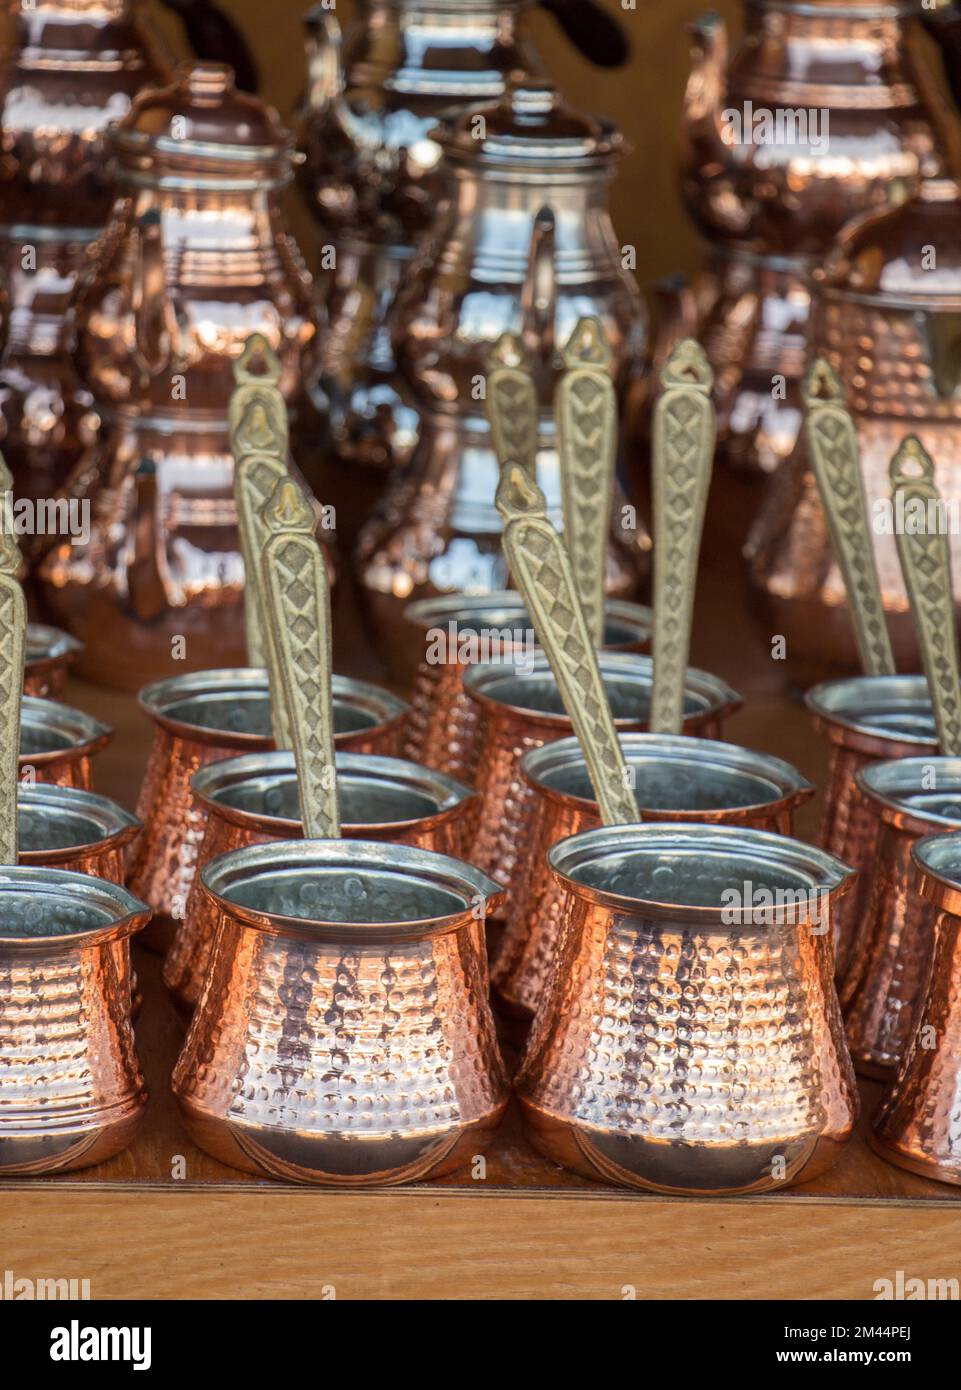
left=516, top=823, right=857, bottom=1194
left=128, top=669, right=410, bottom=953
left=871, top=831, right=961, bottom=1186
left=465, top=653, right=741, bottom=885
left=403, top=595, right=652, bottom=784
left=23, top=626, right=83, bottom=700
left=164, top=751, right=478, bottom=1016
left=0, top=867, right=150, bottom=1175
left=18, top=696, right=112, bottom=791
left=806, top=677, right=937, bottom=983
left=172, top=840, right=508, bottom=1185
left=842, top=759, right=961, bottom=1079
left=495, top=734, right=814, bottom=1025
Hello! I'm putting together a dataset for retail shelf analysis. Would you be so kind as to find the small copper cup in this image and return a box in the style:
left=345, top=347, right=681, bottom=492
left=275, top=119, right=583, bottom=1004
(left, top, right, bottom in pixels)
left=403, top=594, right=653, bottom=783
left=19, top=696, right=112, bottom=790
left=24, top=624, right=83, bottom=700
left=806, top=676, right=936, bottom=982
left=871, top=831, right=961, bottom=1187
left=495, top=734, right=814, bottom=1025
left=516, top=823, right=857, bottom=1195
left=172, top=840, right=508, bottom=1186
left=464, top=652, right=741, bottom=886
left=842, top=758, right=961, bottom=1079
left=0, top=867, right=150, bottom=1176
left=164, top=751, right=477, bottom=1016
left=128, top=668, right=410, bottom=953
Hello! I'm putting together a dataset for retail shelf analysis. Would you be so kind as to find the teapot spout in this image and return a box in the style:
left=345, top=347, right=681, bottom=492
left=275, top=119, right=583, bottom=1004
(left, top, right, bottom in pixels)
left=679, top=14, right=749, bottom=238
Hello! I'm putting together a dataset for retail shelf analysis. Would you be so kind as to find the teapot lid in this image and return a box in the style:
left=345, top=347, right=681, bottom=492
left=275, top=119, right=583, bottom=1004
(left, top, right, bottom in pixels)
left=112, top=62, right=296, bottom=178
left=438, top=76, right=624, bottom=169
left=817, top=178, right=961, bottom=308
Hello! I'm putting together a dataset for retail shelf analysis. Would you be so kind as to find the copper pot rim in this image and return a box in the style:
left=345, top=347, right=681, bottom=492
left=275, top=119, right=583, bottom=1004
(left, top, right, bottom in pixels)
left=0, top=866, right=150, bottom=953
left=520, top=733, right=814, bottom=820
left=855, top=756, right=961, bottom=835
left=913, top=831, right=961, bottom=915
left=546, top=822, right=855, bottom=926
left=16, top=783, right=142, bottom=864
left=24, top=623, right=83, bottom=676
left=19, top=696, right=113, bottom=765
left=200, top=839, right=505, bottom=943
left=463, top=652, right=741, bottom=730
left=190, top=750, right=476, bottom=838
left=806, top=675, right=937, bottom=756
left=138, top=668, right=409, bottom=748
left=403, top=592, right=652, bottom=649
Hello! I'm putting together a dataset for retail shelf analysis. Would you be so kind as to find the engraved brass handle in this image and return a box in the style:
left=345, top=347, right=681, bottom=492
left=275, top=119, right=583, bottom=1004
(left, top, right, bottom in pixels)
left=891, top=436, right=961, bottom=756
left=650, top=339, right=715, bottom=735
left=0, top=522, right=25, bottom=863
left=496, top=464, right=637, bottom=828
left=804, top=359, right=896, bottom=678
left=487, top=333, right=538, bottom=483
left=261, top=477, right=340, bottom=839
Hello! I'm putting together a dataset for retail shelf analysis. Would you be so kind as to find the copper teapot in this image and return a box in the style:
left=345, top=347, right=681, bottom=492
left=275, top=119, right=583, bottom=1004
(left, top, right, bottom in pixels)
left=0, top=0, right=169, bottom=507
left=678, top=0, right=950, bottom=480
left=36, top=63, right=320, bottom=690
left=356, top=78, right=648, bottom=677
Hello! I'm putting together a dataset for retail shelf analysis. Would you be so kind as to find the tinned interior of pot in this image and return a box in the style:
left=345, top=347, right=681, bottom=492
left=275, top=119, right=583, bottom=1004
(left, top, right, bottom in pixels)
left=223, top=866, right=467, bottom=925
left=216, top=774, right=440, bottom=826
left=18, top=807, right=106, bottom=852
left=567, top=848, right=815, bottom=910
left=163, top=691, right=379, bottom=738
left=486, top=673, right=701, bottom=721
left=542, top=759, right=784, bottom=812
left=0, top=893, right=114, bottom=939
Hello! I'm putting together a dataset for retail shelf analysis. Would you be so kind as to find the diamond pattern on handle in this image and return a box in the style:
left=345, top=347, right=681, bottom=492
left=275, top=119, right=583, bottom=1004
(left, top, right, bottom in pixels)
left=236, top=453, right=291, bottom=737
left=0, top=525, right=25, bottom=864
left=804, top=358, right=895, bottom=677
left=487, top=333, right=539, bottom=481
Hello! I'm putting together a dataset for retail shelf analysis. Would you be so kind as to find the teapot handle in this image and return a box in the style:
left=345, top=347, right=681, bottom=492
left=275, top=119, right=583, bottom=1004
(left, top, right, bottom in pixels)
left=303, top=1, right=344, bottom=109
left=132, top=210, right=179, bottom=380
left=520, top=206, right=556, bottom=369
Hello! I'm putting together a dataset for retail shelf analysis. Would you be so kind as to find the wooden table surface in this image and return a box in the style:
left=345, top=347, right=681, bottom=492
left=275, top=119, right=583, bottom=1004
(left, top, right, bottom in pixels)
left=3, top=547, right=960, bottom=1301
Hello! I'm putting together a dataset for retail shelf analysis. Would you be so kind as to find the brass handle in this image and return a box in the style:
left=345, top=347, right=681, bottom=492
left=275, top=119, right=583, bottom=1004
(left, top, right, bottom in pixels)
left=487, top=333, right=538, bottom=483
left=804, top=359, right=895, bottom=678
left=520, top=205, right=556, bottom=366
left=556, top=317, right=617, bottom=649
left=496, top=464, right=637, bottom=828
left=261, top=477, right=340, bottom=839
left=0, top=525, right=25, bottom=863
left=891, top=437, right=961, bottom=756
left=650, top=339, right=715, bottom=735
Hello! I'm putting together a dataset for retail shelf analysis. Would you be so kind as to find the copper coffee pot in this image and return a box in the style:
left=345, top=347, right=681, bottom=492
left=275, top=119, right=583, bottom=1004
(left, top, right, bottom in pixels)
left=0, top=0, right=169, bottom=507
left=678, top=0, right=950, bottom=480
left=356, top=80, right=648, bottom=676
left=36, top=63, right=320, bottom=689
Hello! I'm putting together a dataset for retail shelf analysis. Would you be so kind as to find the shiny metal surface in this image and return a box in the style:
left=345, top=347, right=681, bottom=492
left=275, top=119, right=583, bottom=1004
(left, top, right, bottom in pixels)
left=23, top=624, right=83, bottom=700
left=172, top=839, right=508, bottom=1185
left=128, top=668, right=409, bottom=953
left=495, top=733, right=813, bottom=1023
left=464, top=652, right=740, bottom=884
left=871, top=830, right=961, bottom=1185
left=0, top=865, right=150, bottom=1175
left=403, top=593, right=651, bottom=783
left=806, top=675, right=937, bottom=980
left=842, top=757, right=961, bottom=1078
left=164, top=749, right=477, bottom=1015
left=0, top=0, right=169, bottom=505
left=35, top=63, right=320, bottom=689
left=678, top=0, right=950, bottom=479
left=516, top=822, right=857, bottom=1193
left=18, top=695, right=112, bottom=790
left=357, top=76, right=648, bottom=674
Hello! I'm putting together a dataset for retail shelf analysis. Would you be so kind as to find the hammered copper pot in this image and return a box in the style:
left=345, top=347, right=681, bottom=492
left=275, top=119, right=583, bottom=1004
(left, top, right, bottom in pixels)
left=36, top=62, right=320, bottom=689
left=806, top=676, right=936, bottom=981
left=464, top=652, right=741, bottom=886
left=357, top=77, right=648, bottom=675
left=23, top=625, right=83, bottom=700
left=297, top=0, right=542, bottom=483
left=516, top=823, right=858, bottom=1194
left=0, top=0, right=169, bottom=505
left=403, top=594, right=652, bottom=782
left=842, top=758, right=961, bottom=1079
left=678, top=0, right=950, bottom=481
left=749, top=175, right=961, bottom=669
left=128, top=668, right=409, bottom=953
left=0, top=866, right=150, bottom=1176
left=495, top=733, right=813, bottom=1026
left=172, top=840, right=507, bottom=1186
left=871, top=829, right=961, bottom=1186
left=19, top=696, right=112, bottom=790
left=164, top=750, right=477, bottom=1016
